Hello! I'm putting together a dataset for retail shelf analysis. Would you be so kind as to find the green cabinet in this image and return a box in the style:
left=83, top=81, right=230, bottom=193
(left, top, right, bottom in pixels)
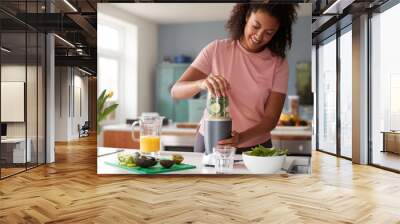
left=188, top=99, right=206, bottom=122
left=155, top=63, right=190, bottom=122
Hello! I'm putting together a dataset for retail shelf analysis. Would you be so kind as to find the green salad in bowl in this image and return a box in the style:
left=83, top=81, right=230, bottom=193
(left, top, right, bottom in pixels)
left=244, top=145, right=288, bottom=157
left=242, top=145, right=287, bottom=174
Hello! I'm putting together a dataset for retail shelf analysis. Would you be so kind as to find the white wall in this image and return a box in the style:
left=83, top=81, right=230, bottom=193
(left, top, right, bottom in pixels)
left=1, top=65, right=34, bottom=137
left=54, top=67, right=89, bottom=141
left=55, top=67, right=68, bottom=141
left=98, top=4, right=158, bottom=122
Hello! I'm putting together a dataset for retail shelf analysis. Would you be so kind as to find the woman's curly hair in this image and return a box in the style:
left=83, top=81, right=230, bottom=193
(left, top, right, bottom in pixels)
left=226, top=3, right=298, bottom=58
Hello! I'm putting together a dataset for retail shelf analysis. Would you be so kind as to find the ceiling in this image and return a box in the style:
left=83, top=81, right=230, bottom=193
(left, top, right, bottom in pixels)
left=112, top=3, right=312, bottom=24
left=1, top=0, right=388, bottom=75
left=0, top=0, right=98, bottom=74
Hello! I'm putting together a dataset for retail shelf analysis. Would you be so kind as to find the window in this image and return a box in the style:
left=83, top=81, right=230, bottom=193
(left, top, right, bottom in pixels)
left=370, top=2, right=400, bottom=171
left=317, top=35, right=337, bottom=154
left=98, top=22, right=122, bottom=100
left=339, top=27, right=352, bottom=158
left=97, top=15, right=138, bottom=125
left=97, top=22, right=123, bottom=124
left=0, top=2, right=46, bottom=179
left=98, top=24, right=120, bottom=51
left=98, top=57, right=119, bottom=101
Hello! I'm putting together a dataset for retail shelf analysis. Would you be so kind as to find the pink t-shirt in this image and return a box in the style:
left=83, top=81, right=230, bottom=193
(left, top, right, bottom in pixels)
left=191, top=39, right=289, bottom=148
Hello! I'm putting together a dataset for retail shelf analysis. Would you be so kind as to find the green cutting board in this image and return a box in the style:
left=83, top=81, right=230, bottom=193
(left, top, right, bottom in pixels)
left=105, top=161, right=196, bottom=174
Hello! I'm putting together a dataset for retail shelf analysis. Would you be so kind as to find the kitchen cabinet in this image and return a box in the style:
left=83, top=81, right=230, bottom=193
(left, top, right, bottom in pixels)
left=102, top=124, right=313, bottom=157
left=188, top=98, right=206, bottom=122
left=271, top=127, right=312, bottom=156
left=155, top=63, right=190, bottom=122
left=272, top=139, right=311, bottom=156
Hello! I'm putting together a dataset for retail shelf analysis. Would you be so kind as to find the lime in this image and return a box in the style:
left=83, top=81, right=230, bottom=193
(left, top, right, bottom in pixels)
left=126, top=163, right=136, bottom=167
left=118, top=155, right=125, bottom=162
left=126, top=156, right=134, bottom=164
left=209, top=103, right=221, bottom=114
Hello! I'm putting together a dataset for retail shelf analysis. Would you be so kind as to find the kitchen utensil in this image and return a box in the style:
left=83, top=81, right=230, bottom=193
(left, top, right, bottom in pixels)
left=213, top=145, right=236, bottom=174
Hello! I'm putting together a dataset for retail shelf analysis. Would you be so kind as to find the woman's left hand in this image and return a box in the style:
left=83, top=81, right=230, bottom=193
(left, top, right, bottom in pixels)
left=218, top=131, right=240, bottom=147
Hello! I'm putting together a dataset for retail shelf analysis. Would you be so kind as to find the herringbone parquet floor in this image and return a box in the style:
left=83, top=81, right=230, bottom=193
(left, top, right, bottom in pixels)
left=1, top=135, right=400, bottom=223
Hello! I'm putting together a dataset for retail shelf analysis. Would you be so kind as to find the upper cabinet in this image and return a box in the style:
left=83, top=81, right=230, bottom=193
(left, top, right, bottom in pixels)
left=155, top=63, right=190, bottom=122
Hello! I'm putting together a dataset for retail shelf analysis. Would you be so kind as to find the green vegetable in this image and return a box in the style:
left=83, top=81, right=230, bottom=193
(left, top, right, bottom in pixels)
left=118, top=155, right=126, bottom=163
left=126, top=156, right=135, bottom=164
left=245, top=145, right=288, bottom=157
left=118, top=154, right=137, bottom=167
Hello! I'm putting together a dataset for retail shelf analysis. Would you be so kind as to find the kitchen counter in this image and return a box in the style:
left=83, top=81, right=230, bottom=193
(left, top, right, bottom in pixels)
left=103, top=123, right=196, bottom=134
left=103, top=123, right=312, bottom=137
left=102, top=123, right=312, bottom=154
left=97, top=147, right=311, bottom=175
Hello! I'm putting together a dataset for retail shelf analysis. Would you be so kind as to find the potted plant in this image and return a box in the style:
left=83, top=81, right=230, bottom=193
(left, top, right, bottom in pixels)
left=97, top=89, right=119, bottom=134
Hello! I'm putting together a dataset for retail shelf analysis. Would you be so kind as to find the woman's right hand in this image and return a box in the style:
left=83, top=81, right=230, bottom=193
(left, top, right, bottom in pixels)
left=197, top=74, right=230, bottom=97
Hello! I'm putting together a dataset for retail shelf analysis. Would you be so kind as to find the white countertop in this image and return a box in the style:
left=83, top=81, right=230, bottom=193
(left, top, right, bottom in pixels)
left=97, top=147, right=311, bottom=175
left=1, top=137, right=30, bottom=143
left=103, top=123, right=312, bottom=137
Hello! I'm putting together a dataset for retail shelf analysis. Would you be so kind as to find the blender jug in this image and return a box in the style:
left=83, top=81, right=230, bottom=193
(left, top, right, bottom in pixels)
left=203, top=94, right=232, bottom=165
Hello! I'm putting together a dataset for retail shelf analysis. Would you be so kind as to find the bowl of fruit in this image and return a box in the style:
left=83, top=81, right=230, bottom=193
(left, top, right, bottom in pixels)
left=242, top=145, right=287, bottom=174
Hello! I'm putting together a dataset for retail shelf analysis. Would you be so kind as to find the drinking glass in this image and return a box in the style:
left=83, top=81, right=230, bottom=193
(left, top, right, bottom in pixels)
left=213, top=145, right=236, bottom=174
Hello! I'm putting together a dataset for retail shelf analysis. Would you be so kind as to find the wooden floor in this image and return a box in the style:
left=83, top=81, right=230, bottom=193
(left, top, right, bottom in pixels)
left=372, top=150, right=400, bottom=171
left=1, top=135, right=400, bottom=223
left=1, top=167, right=26, bottom=177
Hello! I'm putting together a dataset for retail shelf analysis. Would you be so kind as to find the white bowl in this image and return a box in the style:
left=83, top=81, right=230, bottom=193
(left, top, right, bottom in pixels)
left=242, top=153, right=285, bottom=174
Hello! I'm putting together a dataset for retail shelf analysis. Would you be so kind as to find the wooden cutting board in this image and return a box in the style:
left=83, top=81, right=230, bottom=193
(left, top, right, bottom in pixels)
left=176, top=123, right=199, bottom=129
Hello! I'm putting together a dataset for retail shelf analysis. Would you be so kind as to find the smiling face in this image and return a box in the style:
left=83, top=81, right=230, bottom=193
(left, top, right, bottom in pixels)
left=240, top=10, right=280, bottom=53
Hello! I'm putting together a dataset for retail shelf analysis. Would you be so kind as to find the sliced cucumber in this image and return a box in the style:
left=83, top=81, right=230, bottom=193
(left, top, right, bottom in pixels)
left=209, top=102, right=221, bottom=114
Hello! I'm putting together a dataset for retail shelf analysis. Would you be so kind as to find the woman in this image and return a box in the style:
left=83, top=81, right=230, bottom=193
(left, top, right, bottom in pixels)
left=170, top=3, right=298, bottom=154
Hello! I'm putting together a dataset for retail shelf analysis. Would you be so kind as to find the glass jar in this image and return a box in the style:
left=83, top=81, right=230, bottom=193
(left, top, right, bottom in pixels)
left=206, top=94, right=230, bottom=120
left=131, top=114, right=164, bottom=158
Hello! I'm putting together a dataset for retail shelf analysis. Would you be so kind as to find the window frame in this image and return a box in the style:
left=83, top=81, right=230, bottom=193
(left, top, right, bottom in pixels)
left=315, top=19, right=353, bottom=161
left=368, top=0, right=400, bottom=173
left=97, top=21, right=126, bottom=124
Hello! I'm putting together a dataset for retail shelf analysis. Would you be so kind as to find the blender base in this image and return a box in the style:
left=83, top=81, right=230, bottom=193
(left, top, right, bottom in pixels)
left=202, top=153, right=216, bottom=166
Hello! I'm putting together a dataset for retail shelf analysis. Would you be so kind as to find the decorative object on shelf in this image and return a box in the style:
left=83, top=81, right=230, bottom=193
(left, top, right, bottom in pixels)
left=174, top=55, right=192, bottom=63
left=288, top=95, right=299, bottom=117
left=296, top=62, right=312, bottom=105
left=97, top=89, right=119, bottom=134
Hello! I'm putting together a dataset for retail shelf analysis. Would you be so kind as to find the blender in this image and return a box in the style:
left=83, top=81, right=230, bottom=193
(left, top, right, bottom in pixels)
left=202, top=94, right=232, bottom=166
